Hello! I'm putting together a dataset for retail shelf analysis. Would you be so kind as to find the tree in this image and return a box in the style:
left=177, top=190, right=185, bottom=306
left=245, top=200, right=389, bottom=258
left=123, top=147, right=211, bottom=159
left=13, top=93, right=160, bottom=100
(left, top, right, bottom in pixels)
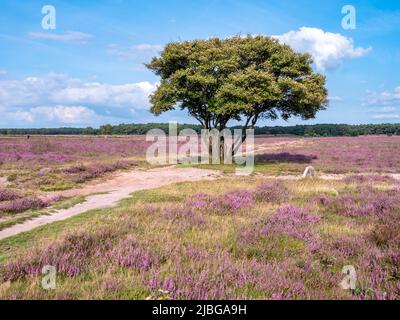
left=146, top=36, right=328, bottom=141
left=99, top=124, right=113, bottom=135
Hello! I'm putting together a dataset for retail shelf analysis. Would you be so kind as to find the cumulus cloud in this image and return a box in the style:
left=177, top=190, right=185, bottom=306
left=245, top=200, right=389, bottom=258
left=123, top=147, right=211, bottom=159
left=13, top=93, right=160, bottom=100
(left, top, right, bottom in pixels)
left=273, top=27, right=371, bottom=71
left=52, top=81, right=156, bottom=108
left=35, top=106, right=97, bottom=124
left=8, top=110, right=34, bottom=123
left=0, top=73, right=157, bottom=126
left=28, top=31, right=93, bottom=44
left=8, top=106, right=97, bottom=124
left=0, top=73, right=156, bottom=109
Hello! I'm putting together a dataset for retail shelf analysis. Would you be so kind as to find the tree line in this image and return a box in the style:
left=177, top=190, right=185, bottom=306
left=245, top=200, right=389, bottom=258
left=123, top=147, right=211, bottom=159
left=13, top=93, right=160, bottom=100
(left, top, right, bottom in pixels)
left=1, top=123, right=400, bottom=137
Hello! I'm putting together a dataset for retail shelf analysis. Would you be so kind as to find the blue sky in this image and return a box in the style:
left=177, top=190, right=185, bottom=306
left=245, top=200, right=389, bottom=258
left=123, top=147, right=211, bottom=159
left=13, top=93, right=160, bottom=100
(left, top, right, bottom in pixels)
left=0, top=0, right=399, bottom=128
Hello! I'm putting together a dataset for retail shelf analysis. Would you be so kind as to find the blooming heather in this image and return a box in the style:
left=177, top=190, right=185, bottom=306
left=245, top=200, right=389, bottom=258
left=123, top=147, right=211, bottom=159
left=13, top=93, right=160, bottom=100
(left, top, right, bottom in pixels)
left=0, top=136, right=151, bottom=165
left=254, top=181, right=289, bottom=203
left=106, top=236, right=159, bottom=271
left=1, top=229, right=118, bottom=280
left=187, top=190, right=254, bottom=214
left=313, top=186, right=400, bottom=217
left=0, top=197, right=47, bottom=214
left=162, top=207, right=206, bottom=227
left=62, top=160, right=136, bottom=183
left=0, top=189, right=21, bottom=202
left=342, top=175, right=397, bottom=184
left=261, top=205, right=320, bottom=241
left=255, top=135, right=400, bottom=173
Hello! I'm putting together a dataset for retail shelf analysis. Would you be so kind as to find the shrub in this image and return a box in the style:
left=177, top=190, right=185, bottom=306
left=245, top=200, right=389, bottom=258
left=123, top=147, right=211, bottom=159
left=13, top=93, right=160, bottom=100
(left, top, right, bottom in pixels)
left=1, top=229, right=118, bottom=281
left=106, top=236, right=159, bottom=271
left=187, top=190, right=254, bottom=214
left=0, top=189, right=21, bottom=202
left=0, top=197, right=47, bottom=214
left=370, top=211, right=400, bottom=248
left=163, top=207, right=206, bottom=228
left=313, top=186, right=400, bottom=217
left=253, top=181, right=289, bottom=203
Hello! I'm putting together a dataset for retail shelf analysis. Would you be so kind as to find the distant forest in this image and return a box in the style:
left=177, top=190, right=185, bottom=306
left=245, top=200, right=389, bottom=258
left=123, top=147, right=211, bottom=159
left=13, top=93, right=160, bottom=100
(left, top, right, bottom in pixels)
left=1, top=123, right=400, bottom=137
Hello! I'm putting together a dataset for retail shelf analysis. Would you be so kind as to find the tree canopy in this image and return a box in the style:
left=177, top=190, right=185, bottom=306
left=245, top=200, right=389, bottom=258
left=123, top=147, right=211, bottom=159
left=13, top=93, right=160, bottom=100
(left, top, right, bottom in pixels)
left=146, top=35, right=328, bottom=131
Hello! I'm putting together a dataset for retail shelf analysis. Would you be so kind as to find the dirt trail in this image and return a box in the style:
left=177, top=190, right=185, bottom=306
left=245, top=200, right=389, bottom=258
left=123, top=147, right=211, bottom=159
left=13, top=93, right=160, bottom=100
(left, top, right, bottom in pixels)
left=0, top=176, right=7, bottom=188
left=0, top=166, right=220, bottom=241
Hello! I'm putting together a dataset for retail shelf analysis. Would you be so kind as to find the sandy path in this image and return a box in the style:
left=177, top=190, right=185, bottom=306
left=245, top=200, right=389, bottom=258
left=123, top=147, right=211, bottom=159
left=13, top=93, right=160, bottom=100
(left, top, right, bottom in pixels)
left=0, top=176, right=8, bottom=188
left=0, top=166, right=220, bottom=241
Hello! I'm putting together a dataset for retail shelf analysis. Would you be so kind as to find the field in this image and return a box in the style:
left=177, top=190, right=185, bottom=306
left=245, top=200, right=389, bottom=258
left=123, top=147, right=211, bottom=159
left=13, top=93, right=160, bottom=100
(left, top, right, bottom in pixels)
left=0, top=135, right=399, bottom=299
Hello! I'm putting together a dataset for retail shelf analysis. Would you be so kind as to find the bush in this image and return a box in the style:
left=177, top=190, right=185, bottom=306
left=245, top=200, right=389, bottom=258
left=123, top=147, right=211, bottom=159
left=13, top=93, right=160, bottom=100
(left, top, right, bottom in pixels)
left=254, top=181, right=289, bottom=203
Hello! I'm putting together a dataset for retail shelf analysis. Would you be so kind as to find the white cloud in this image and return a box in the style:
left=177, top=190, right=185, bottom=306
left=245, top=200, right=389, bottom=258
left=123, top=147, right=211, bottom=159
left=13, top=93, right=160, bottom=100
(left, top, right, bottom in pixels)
left=365, top=88, right=400, bottom=121
left=0, top=70, right=7, bottom=76
left=36, top=106, right=96, bottom=124
left=9, top=110, right=34, bottom=123
left=371, top=114, right=400, bottom=120
left=0, top=73, right=80, bottom=107
left=28, top=31, right=93, bottom=44
left=368, top=106, right=397, bottom=113
left=368, top=106, right=399, bottom=120
left=0, top=73, right=156, bottom=109
left=273, top=27, right=371, bottom=71
left=52, top=81, right=156, bottom=108
left=0, top=73, right=158, bottom=126
left=365, top=87, right=400, bottom=106
left=8, top=106, right=97, bottom=124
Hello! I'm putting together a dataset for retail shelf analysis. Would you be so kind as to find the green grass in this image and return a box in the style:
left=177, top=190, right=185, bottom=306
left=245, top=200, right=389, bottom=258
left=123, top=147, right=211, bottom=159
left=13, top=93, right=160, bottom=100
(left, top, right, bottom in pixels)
left=178, top=161, right=302, bottom=175
left=40, top=181, right=76, bottom=192
left=0, top=212, right=42, bottom=232
left=0, top=196, right=90, bottom=234
left=52, top=196, right=87, bottom=210
left=241, top=235, right=306, bottom=261
left=0, top=207, right=108, bottom=263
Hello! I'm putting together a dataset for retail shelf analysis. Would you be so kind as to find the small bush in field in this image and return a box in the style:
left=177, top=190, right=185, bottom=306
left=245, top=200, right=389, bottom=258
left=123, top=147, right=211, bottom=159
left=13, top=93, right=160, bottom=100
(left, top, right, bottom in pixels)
left=237, top=205, right=321, bottom=261
left=0, top=197, right=47, bottom=214
left=106, top=236, right=159, bottom=270
left=1, top=229, right=118, bottom=281
left=63, top=161, right=136, bottom=183
left=313, top=186, right=400, bottom=217
left=261, top=205, right=320, bottom=242
left=163, top=207, right=206, bottom=226
left=370, top=211, right=400, bottom=248
left=0, top=189, right=21, bottom=202
left=187, top=190, right=253, bottom=214
left=254, top=181, right=289, bottom=203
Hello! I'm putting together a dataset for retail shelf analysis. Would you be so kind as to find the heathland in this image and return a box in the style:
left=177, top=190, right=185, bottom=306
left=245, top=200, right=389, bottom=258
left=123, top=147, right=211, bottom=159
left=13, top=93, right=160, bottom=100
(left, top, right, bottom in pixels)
left=0, top=135, right=399, bottom=299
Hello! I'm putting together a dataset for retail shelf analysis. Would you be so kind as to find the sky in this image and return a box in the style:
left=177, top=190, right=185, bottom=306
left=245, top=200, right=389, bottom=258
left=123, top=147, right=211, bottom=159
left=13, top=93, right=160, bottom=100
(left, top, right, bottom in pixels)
left=0, top=0, right=399, bottom=128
